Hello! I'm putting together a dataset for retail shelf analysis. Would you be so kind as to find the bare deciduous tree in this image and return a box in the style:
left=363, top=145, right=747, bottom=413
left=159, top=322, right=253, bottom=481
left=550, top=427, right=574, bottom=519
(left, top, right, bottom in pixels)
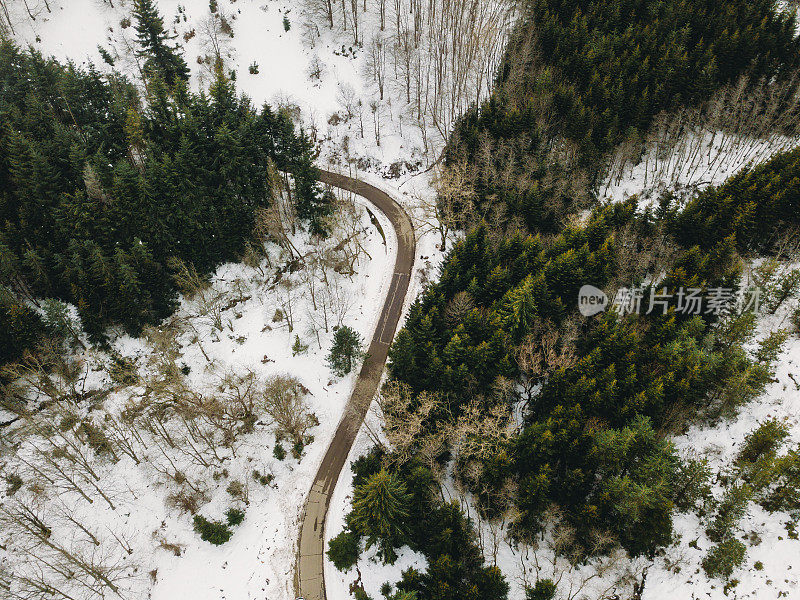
left=601, top=72, right=800, bottom=199
left=1, top=494, right=133, bottom=599
left=1, top=341, right=90, bottom=409
left=517, top=319, right=579, bottom=403
left=0, top=0, right=15, bottom=35
left=365, top=36, right=386, bottom=100
left=369, top=380, right=446, bottom=468
left=254, top=161, right=302, bottom=259
left=260, top=374, right=314, bottom=444
left=414, top=159, right=477, bottom=250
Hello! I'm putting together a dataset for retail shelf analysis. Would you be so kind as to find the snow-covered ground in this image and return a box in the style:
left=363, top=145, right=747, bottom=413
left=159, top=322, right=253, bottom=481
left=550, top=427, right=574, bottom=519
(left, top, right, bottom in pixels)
left=599, top=129, right=799, bottom=209
left=8, top=0, right=346, bottom=121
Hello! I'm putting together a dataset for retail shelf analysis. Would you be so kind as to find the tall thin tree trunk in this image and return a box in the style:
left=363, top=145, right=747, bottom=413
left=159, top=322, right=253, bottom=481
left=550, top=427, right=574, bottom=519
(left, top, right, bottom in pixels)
left=22, top=0, right=35, bottom=20
left=1, top=0, right=15, bottom=34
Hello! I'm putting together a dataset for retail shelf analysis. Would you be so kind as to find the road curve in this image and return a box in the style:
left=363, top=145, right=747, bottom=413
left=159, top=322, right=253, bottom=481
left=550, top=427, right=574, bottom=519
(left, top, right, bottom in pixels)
left=295, top=169, right=416, bottom=600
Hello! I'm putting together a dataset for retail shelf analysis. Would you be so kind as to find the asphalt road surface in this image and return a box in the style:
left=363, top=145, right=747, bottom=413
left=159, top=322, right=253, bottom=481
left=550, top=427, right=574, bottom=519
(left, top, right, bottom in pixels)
left=295, top=169, right=416, bottom=600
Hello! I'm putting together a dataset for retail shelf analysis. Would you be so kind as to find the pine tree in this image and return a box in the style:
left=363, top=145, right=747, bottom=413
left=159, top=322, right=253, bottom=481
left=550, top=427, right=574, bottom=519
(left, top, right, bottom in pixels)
left=762, top=446, right=800, bottom=512
left=351, top=469, right=411, bottom=564
left=41, top=299, right=77, bottom=343
left=327, top=325, right=365, bottom=376
left=499, top=274, right=543, bottom=342
left=132, top=0, right=190, bottom=87
left=98, top=45, right=115, bottom=67
left=327, top=529, right=360, bottom=571
left=290, top=132, right=330, bottom=236
left=0, top=286, right=43, bottom=364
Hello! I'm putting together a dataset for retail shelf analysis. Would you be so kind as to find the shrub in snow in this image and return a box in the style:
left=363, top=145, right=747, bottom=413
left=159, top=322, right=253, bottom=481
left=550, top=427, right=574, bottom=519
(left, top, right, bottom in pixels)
left=292, top=334, right=308, bottom=355
left=193, top=515, right=233, bottom=545
left=526, top=579, right=557, bottom=600
left=327, top=529, right=360, bottom=571
left=702, top=538, right=747, bottom=579
left=168, top=488, right=204, bottom=513
left=292, top=438, right=307, bottom=459
left=4, top=473, right=23, bottom=496
left=109, top=353, right=139, bottom=384
left=789, top=521, right=799, bottom=539
left=353, top=588, right=372, bottom=600
left=212, top=469, right=229, bottom=482
left=273, top=443, right=287, bottom=461
left=225, top=507, right=245, bottom=527
left=252, top=469, right=274, bottom=486
left=226, top=480, right=245, bottom=499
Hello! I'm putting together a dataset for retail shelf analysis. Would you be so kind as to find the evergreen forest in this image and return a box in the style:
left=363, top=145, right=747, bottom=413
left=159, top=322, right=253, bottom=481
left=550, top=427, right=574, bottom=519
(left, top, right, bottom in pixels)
left=0, top=16, right=327, bottom=360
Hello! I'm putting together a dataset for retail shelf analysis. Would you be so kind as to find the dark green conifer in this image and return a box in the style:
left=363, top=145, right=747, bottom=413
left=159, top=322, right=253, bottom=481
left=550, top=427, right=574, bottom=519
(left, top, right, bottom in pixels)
left=132, top=0, right=190, bottom=86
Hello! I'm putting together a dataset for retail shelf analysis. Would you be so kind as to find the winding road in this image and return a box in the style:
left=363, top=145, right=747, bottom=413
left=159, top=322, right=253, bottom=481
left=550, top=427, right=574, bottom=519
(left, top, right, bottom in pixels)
left=295, top=169, right=416, bottom=600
